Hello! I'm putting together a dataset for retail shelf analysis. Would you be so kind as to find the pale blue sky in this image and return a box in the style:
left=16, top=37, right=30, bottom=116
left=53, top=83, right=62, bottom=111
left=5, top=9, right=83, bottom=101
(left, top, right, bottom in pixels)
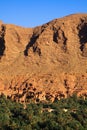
left=0, top=0, right=87, bottom=27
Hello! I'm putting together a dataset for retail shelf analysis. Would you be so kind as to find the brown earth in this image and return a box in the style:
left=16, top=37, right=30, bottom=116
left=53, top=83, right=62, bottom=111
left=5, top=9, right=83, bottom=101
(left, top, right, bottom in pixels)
left=0, top=14, right=87, bottom=103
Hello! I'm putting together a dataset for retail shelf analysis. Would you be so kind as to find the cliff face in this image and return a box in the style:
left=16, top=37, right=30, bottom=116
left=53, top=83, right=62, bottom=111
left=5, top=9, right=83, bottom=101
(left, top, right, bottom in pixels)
left=0, top=14, right=87, bottom=103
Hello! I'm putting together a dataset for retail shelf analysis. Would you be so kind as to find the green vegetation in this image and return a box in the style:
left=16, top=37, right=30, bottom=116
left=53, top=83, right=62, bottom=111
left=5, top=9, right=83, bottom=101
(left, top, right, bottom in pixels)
left=0, top=94, right=87, bottom=130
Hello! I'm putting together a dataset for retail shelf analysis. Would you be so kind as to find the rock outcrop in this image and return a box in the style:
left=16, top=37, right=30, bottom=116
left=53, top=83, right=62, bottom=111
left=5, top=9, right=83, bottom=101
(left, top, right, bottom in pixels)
left=0, top=14, right=87, bottom=103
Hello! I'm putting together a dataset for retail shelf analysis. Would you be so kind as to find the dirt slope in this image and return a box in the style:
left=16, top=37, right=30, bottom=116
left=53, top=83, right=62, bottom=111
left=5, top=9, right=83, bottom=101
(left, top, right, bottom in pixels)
left=0, top=14, right=87, bottom=103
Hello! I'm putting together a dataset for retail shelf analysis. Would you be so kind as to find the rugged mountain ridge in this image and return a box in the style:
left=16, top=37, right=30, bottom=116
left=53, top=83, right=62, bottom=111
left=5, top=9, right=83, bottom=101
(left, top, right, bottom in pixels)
left=0, top=14, right=87, bottom=103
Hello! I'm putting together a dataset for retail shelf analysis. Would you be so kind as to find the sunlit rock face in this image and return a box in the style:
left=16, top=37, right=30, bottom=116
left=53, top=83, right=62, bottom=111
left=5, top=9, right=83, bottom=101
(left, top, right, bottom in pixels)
left=0, top=14, right=87, bottom=103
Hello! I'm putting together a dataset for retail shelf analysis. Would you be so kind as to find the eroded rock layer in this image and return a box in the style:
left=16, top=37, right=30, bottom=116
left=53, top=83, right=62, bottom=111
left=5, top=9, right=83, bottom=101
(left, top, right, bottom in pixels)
left=0, top=14, right=87, bottom=102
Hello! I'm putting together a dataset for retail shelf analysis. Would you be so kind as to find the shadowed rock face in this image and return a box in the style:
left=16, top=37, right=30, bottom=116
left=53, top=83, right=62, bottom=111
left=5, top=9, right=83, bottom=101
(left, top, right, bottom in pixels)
left=77, top=19, right=87, bottom=56
left=0, top=14, right=87, bottom=103
left=0, top=25, right=5, bottom=57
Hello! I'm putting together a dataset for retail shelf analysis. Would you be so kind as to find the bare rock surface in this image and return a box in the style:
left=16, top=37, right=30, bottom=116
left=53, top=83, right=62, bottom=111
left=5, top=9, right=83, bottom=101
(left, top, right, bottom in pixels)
left=0, top=14, right=87, bottom=102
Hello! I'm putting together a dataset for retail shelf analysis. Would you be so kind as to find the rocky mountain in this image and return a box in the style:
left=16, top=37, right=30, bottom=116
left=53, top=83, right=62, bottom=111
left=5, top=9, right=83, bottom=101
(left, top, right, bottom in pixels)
left=0, top=14, right=87, bottom=103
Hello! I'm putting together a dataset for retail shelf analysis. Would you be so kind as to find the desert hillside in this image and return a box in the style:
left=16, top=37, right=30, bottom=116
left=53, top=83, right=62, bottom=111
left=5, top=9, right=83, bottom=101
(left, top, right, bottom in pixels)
left=0, top=14, right=87, bottom=103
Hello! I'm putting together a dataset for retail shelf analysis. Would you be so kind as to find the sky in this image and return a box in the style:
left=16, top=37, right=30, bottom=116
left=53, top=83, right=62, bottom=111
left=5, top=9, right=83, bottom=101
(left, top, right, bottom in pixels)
left=0, top=0, right=87, bottom=27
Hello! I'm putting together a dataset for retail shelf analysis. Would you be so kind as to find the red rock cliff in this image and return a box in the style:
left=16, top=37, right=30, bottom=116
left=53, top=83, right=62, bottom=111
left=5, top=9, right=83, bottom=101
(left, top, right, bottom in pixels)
left=0, top=14, right=87, bottom=102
